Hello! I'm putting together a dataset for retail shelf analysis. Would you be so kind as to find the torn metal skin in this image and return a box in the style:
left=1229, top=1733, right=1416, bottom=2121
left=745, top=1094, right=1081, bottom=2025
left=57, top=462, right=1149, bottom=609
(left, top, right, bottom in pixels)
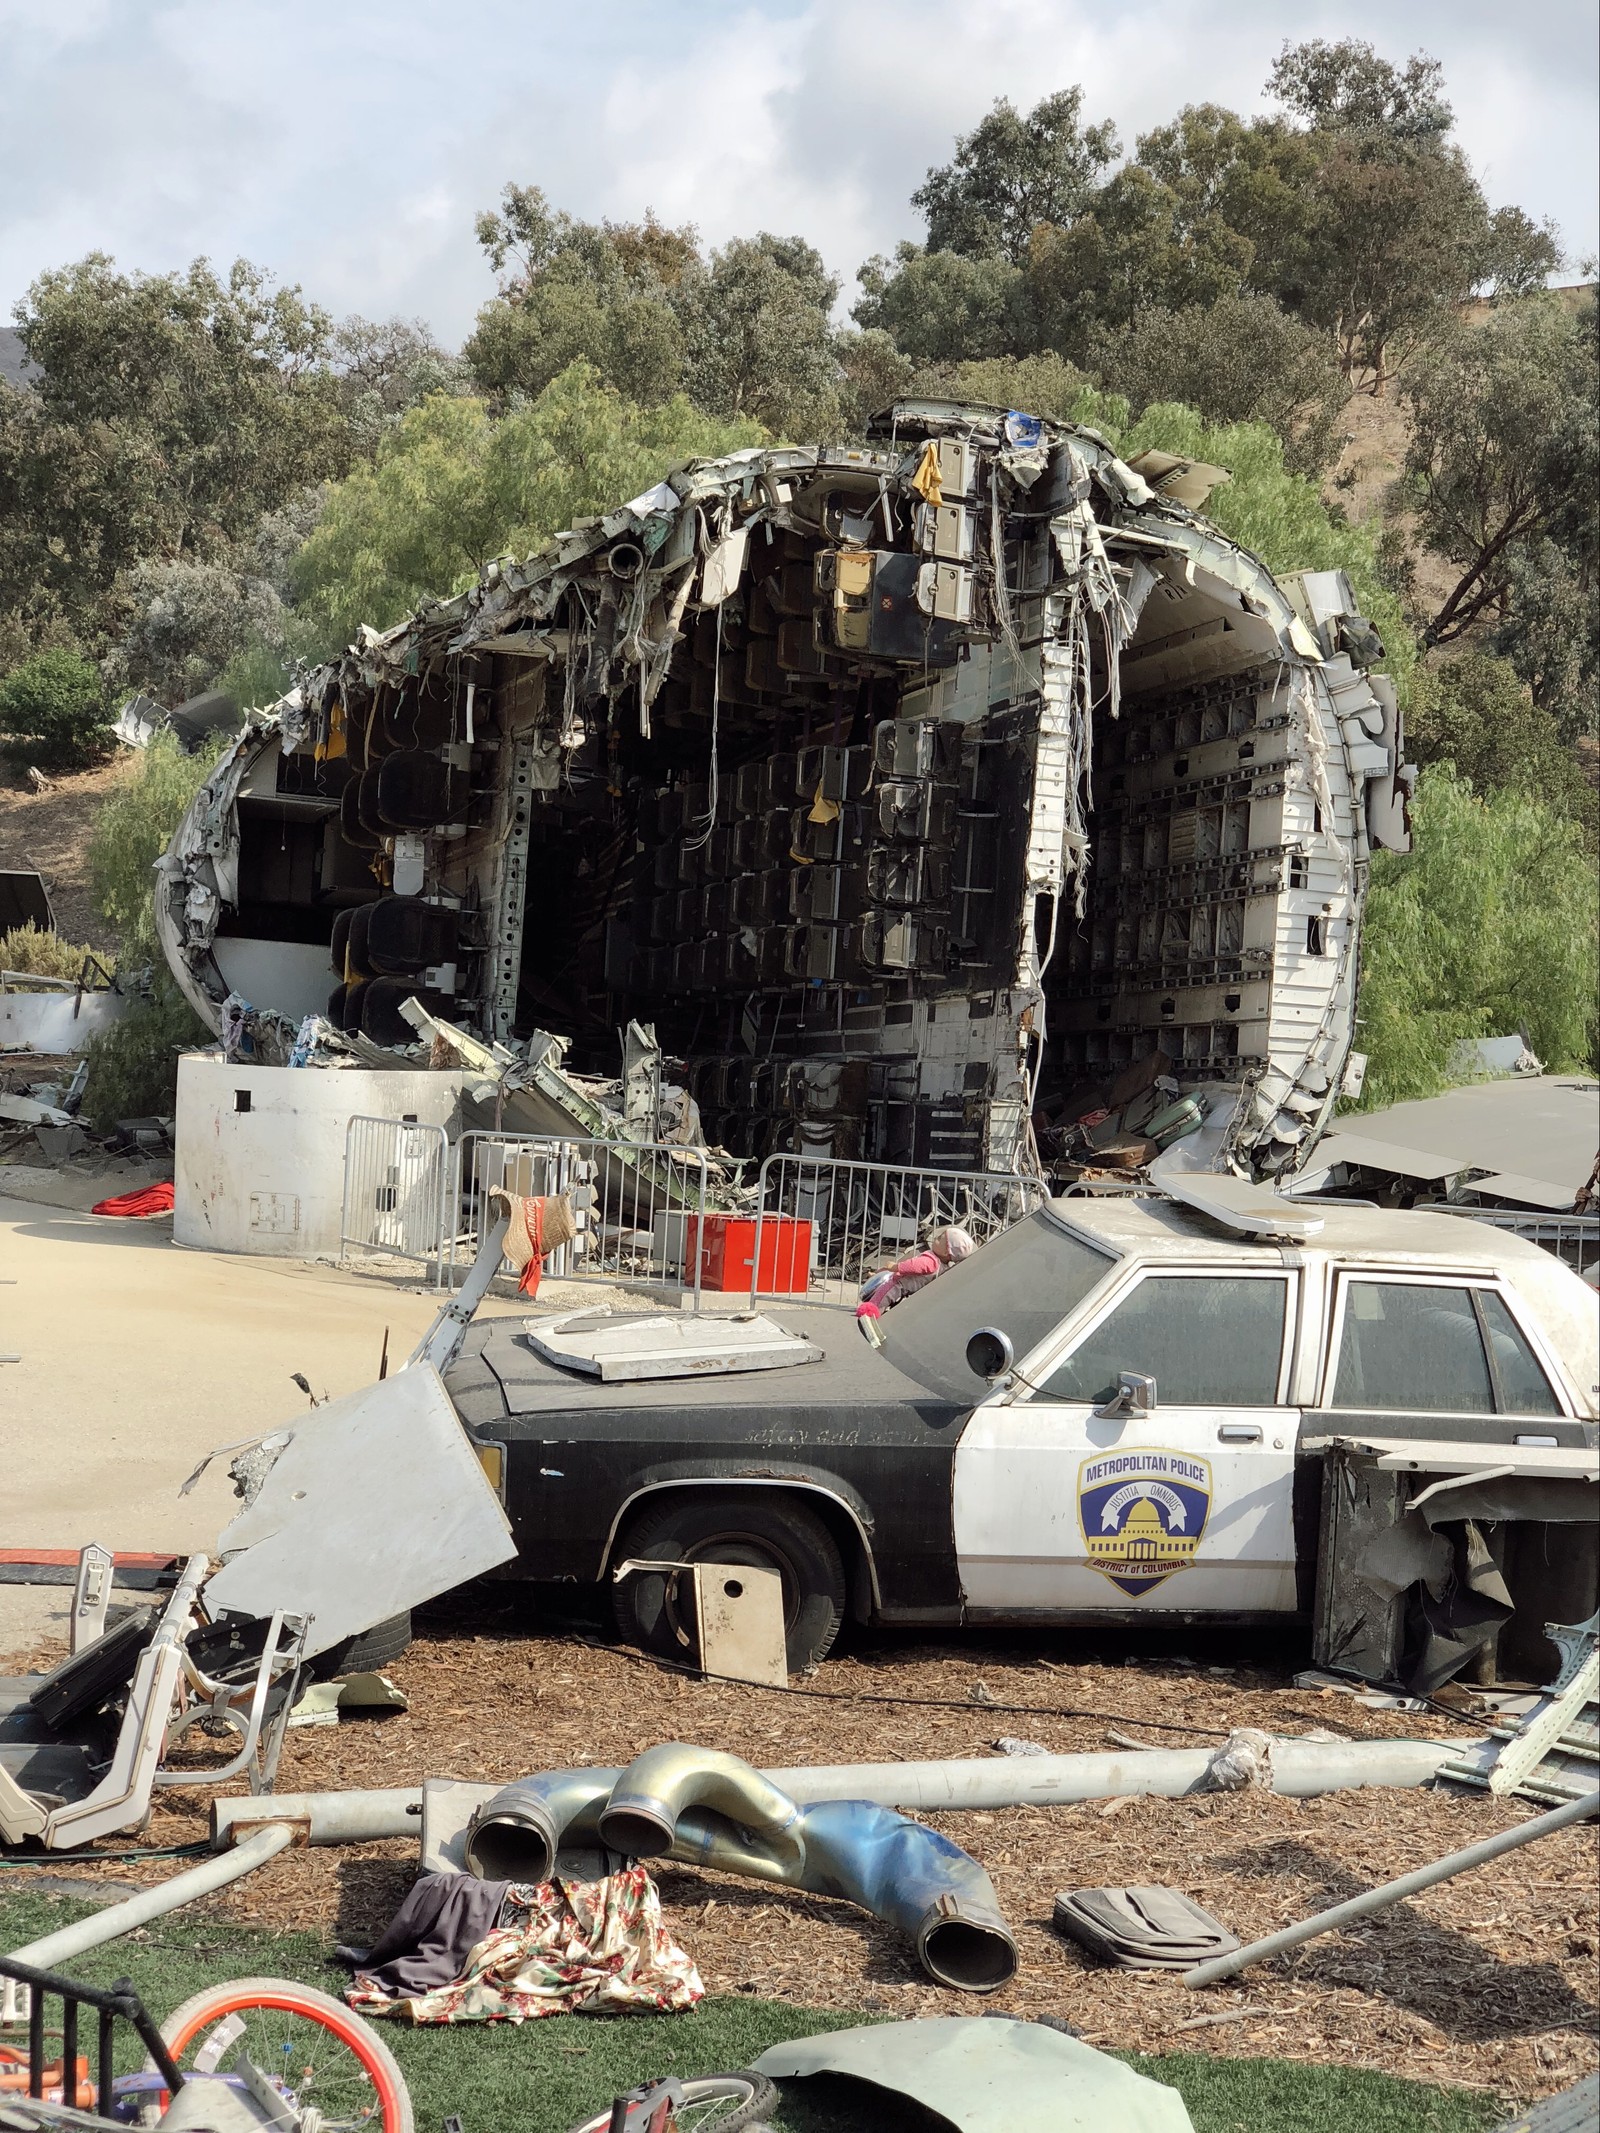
left=155, top=403, right=1411, bottom=1181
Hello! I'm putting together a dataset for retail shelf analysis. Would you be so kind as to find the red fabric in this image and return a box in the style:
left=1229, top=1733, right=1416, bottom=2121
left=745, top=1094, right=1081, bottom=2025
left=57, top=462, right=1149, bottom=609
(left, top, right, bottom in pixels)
left=90, top=1180, right=175, bottom=1218
left=516, top=1196, right=544, bottom=1297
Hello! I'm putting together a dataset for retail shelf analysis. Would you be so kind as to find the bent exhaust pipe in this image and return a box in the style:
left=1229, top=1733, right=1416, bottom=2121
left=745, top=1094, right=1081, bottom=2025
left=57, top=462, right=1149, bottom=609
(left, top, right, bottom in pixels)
left=466, top=1744, right=1017, bottom=1993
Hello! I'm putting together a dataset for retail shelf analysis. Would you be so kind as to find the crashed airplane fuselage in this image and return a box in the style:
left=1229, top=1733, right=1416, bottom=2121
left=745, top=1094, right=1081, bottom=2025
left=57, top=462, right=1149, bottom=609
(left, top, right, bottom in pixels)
left=156, top=402, right=1410, bottom=1178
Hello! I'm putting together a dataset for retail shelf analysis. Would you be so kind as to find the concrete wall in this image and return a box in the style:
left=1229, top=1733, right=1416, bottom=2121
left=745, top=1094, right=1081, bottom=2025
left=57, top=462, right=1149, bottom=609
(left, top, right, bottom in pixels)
left=174, top=1056, right=464, bottom=1259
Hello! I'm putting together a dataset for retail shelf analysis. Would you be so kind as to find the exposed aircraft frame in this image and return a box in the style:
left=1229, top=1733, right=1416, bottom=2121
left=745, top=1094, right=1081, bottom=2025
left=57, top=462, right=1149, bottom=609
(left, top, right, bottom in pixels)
left=156, top=400, right=1410, bottom=1180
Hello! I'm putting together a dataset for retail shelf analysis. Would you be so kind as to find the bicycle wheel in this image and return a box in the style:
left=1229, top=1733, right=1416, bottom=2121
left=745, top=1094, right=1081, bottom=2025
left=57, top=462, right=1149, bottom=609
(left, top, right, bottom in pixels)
left=565, top=2069, right=780, bottom=2133
left=153, top=1976, right=413, bottom=2133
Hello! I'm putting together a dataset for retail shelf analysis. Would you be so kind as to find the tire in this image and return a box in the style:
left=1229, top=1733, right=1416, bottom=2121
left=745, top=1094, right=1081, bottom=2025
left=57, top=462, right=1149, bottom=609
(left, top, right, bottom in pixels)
left=308, top=1609, right=413, bottom=1682
left=155, top=1976, right=413, bottom=2133
left=564, top=2069, right=779, bottom=2133
left=611, top=1492, right=845, bottom=1673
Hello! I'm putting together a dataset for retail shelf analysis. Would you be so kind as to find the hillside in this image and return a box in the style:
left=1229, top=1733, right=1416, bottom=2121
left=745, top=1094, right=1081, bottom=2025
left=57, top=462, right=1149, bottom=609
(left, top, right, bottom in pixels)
left=0, top=757, right=126, bottom=953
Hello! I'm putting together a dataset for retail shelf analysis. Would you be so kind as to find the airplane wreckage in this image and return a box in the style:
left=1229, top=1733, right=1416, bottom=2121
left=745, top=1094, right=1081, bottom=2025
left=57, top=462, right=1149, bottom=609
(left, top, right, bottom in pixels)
left=156, top=402, right=1412, bottom=1183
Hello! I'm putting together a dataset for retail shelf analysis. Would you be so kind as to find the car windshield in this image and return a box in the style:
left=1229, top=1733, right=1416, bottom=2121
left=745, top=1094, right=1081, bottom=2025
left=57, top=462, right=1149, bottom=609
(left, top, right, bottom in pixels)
left=881, top=1209, right=1118, bottom=1400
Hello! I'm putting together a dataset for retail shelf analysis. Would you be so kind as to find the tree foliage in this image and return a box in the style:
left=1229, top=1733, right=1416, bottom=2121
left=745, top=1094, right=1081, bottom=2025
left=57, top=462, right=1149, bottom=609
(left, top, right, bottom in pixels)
left=1266, top=38, right=1454, bottom=143
left=1408, top=650, right=1596, bottom=845
left=1355, top=766, right=1599, bottom=1107
left=1088, top=293, right=1350, bottom=473
left=906, top=352, right=1122, bottom=430
left=0, top=257, right=352, bottom=654
left=290, top=365, right=762, bottom=646
left=0, top=646, right=111, bottom=767
left=466, top=193, right=841, bottom=438
left=859, top=46, right=1563, bottom=434
left=1400, top=297, right=1598, bottom=716
left=911, top=89, right=1119, bottom=264
left=853, top=245, right=1026, bottom=365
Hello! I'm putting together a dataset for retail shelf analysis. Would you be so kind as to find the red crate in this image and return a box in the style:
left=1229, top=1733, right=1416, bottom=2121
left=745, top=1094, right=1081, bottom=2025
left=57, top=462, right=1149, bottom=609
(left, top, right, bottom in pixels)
left=689, top=1214, right=812, bottom=1294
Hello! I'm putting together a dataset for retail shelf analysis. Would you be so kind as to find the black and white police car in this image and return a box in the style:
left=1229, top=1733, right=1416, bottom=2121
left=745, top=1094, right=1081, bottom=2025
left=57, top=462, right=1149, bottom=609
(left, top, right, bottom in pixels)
left=444, top=1195, right=1600, bottom=1670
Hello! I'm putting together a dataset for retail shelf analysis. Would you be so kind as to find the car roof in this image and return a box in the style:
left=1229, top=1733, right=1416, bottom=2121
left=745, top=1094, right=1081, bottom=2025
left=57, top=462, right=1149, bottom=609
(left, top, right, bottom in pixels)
left=1042, top=1192, right=1560, bottom=1272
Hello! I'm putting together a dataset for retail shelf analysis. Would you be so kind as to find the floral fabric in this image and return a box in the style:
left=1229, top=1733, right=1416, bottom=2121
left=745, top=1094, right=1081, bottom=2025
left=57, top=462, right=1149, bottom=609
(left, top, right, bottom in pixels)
left=349, top=1867, right=703, bottom=2024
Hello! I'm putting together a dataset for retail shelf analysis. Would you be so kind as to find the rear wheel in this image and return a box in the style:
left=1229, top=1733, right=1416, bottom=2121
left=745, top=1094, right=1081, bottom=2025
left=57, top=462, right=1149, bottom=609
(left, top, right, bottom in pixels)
left=611, top=1492, right=846, bottom=1673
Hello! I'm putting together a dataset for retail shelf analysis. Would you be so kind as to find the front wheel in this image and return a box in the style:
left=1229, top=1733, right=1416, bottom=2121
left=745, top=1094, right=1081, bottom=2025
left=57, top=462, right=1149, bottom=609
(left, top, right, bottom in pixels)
left=154, top=1976, right=413, bottom=2133
left=611, top=1492, right=846, bottom=1672
left=564, top=2069, right=780, bottom=2133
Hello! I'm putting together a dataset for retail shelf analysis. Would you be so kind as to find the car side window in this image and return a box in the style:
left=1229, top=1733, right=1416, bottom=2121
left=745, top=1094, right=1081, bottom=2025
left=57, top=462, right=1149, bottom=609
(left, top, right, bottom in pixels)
left=1031, top=1275, right=1289, bottom=1406
left=1476, top=1291, right=1561, bottom=1416
left=1332, top=1282, right=1493, bottom=1412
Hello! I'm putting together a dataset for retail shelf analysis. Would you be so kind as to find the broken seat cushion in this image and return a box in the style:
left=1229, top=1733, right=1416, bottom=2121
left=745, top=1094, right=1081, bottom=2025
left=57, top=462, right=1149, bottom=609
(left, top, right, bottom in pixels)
left=1052, top=1887, right=1240, bottom=1969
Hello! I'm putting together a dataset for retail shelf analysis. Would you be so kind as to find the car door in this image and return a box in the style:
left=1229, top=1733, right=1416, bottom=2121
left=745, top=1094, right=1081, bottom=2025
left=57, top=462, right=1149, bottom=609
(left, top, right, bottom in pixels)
left=952, top=1264, right=1301, bottom=1614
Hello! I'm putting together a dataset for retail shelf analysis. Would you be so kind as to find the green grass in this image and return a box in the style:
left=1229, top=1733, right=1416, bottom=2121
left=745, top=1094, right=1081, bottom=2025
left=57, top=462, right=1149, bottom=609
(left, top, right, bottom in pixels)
left=0, top=1890, right=1502, bottom=2132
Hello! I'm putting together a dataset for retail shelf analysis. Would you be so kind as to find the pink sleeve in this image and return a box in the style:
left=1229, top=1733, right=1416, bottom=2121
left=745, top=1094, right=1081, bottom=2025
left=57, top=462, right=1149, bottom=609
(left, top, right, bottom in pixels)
left=894, top=1250, right=942, bottom=1281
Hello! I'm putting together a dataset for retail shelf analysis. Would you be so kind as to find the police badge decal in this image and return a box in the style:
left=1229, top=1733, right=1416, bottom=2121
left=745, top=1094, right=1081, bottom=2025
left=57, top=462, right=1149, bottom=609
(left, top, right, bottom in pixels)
left=1077, top=1449, right=1212, bottom=1596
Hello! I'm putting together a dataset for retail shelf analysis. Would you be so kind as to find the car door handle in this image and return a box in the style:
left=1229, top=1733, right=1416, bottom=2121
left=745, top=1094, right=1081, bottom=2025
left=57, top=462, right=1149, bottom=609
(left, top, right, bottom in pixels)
left=1217, top=1423, right=1263, bottom=1443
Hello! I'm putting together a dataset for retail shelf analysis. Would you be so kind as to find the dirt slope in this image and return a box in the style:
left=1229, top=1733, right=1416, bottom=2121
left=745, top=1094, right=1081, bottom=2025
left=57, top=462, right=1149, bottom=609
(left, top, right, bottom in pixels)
left=0, top=757, right=128, bottom=952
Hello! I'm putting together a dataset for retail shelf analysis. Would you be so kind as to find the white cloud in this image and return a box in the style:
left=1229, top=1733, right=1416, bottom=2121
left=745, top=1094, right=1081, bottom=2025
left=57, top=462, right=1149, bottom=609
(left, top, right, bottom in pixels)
left=2, top=0, right=1594, bottom=342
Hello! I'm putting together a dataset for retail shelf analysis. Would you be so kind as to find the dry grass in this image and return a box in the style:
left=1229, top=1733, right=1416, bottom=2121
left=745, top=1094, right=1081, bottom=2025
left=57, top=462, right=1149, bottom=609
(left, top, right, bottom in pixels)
left=18, top=1598, right=1595, bottom=2115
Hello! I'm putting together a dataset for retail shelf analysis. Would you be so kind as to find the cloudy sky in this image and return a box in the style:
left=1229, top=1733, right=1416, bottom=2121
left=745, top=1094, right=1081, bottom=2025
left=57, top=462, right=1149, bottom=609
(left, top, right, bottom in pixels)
left=3, top=0, right=1595, bottom=343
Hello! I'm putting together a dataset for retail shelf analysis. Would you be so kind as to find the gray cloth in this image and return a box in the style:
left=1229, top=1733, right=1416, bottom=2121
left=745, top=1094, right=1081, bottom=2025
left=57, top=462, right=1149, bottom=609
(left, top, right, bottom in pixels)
left=353, top=1870, right=510, bottom=1996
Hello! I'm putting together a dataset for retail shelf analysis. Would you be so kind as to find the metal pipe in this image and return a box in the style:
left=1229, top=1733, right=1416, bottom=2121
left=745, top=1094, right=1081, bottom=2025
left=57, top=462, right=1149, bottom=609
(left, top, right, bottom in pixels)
left=670, top=1792, right=1017, bottom=1993
left=216, top=1732, right=1471, bottom=1854
left=212, top=1790, right=422, bottom=1847
left=7, top=1822, right=294, bottom=1972
left=762, top=1734, right=1468, bottom=1808
left=1183, top=1787, right=1600, bottom=1988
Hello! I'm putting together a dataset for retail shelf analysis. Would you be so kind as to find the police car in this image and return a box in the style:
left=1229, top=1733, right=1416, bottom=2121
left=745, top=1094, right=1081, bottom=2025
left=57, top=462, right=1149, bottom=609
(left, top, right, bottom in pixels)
left=444, top=1196, right=1599, bottom=1671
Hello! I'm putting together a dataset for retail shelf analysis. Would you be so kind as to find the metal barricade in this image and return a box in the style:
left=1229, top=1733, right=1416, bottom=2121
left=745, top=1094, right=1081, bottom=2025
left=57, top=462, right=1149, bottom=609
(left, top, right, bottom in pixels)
left=452, top=1131, right=710, bottom=1310
left=748, top=1154, right=1048, bottom=1308
left=339, top=1114, right=453, bottom=1287
left=1426, top=1205, right=1600, bottom=1280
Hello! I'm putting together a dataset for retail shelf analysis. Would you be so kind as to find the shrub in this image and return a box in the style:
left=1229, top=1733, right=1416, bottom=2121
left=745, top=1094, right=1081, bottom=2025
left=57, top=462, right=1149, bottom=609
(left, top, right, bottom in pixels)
left=0, top=923, right=108, bottom=979
left=79, top=969, right=208, bottom=1129
left=0, top=647, right=113, bottom=768
left=1353, top=764, right=1600, bottom=1109
left=88, top=729, right=224, bottom=955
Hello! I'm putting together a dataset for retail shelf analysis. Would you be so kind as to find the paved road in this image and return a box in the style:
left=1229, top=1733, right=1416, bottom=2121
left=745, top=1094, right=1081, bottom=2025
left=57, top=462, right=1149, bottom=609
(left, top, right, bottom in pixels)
left=0, top=1193, right=527, bottom=1556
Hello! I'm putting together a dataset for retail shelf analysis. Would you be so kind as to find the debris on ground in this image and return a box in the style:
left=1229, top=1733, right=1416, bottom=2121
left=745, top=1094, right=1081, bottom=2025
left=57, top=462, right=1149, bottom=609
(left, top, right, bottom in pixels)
left=7, top=1617, right=1594, bottom=2111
